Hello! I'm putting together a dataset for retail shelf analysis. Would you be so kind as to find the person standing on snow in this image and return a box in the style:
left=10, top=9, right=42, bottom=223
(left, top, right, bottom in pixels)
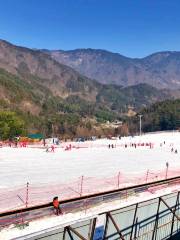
left=51, top=145, right=55, bottom=152
left=46, top=146, right=49, bottom=152
left=53, top=196, right=62, bottom=215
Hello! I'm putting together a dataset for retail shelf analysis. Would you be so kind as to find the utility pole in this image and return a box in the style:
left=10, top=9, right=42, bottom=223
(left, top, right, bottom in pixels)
left=138, top=115, right=143, bottom=136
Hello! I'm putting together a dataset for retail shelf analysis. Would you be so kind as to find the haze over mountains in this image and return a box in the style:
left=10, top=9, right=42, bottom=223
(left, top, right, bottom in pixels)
left=46, top=49, right=180, bottom=89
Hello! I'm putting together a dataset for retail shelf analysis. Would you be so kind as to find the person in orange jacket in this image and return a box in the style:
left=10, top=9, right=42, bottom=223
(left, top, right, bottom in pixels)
left=53, top=196, right=62, bottom=215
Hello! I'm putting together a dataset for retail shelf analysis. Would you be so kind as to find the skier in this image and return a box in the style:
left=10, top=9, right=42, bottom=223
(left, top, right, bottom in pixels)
left=53, top=196, right=62, bottom=215
left=46, top=146, right=49, bottom=152
left=43, top=138, right=46, bottom=147
left=14, top=140, right=18, bottom=148
left=51, top=145, right=55, bottom=152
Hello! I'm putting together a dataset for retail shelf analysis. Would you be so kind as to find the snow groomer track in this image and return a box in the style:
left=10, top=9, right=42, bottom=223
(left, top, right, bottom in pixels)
left=0, top=175, right=180, bottom=228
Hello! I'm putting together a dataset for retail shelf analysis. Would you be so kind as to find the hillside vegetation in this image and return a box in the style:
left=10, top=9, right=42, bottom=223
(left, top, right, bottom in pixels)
left=129, top=99, right=180, bottom=133
left=0, top=40, right=179, bottom=139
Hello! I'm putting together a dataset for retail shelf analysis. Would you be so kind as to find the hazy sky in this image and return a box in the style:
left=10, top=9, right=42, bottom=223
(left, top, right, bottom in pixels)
left=1, top=0, right=180, bottom=57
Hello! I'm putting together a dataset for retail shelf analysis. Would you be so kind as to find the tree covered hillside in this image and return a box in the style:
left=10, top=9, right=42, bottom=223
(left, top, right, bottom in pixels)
left=0, top=40, right=179, bottom=139
left=130, top=99, right=180, bottom=133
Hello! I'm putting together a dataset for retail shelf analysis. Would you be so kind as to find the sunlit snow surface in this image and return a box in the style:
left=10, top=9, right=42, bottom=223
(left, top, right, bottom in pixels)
left=0, top=132, right=180, bottom=239
left=0, top=132, right=180, bottom=188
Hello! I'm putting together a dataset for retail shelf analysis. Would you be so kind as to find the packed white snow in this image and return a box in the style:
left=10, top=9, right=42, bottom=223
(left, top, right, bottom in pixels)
left=0, top=131, right=180, bottom=239
left=0, top=131, right=179, bottom=188
left=0, top=131, right=180, bottom=212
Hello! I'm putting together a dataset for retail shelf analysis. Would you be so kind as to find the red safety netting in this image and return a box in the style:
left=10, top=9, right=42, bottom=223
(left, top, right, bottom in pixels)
left=0, top=167, right=179, bottom=213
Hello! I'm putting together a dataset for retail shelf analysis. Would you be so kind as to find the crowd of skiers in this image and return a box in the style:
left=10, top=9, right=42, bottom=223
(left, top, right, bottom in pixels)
left=107, top=142, right=154, bottom=149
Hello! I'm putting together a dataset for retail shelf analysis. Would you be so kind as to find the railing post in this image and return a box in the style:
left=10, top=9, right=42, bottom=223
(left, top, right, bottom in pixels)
left=80, top=176, right=84, bottom=197
left=170, top=192, right=179, bottom=237
left=130, top=203, right=138, bottom=240
left=152, top=197, right=161, bottom=240
left=117, top=171, right=120, bottom=188
left=103, top=213, right=109, bottom=240
left=134, top=217, right=138, bottom=239
left=90, top=218, right=97, bottom=240
left=26, top=182, right=29, bottom=208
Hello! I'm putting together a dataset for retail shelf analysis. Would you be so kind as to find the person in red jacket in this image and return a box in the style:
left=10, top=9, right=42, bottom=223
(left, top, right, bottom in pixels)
left=53, top=196, right=62, bottom=215
left=51, top=145, right=55, bottom=152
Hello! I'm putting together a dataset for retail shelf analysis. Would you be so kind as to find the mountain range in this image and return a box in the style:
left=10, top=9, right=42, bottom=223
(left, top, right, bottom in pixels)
left=46, top=48, right=180, bottom=89
left=0, top=40, right=177, bottom=112
left=0, top=39, right=179, bottom=133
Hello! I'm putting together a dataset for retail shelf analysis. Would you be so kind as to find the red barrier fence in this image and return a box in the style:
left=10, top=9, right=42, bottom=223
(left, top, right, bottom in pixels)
left=0, top=167, right=179, bottom=213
